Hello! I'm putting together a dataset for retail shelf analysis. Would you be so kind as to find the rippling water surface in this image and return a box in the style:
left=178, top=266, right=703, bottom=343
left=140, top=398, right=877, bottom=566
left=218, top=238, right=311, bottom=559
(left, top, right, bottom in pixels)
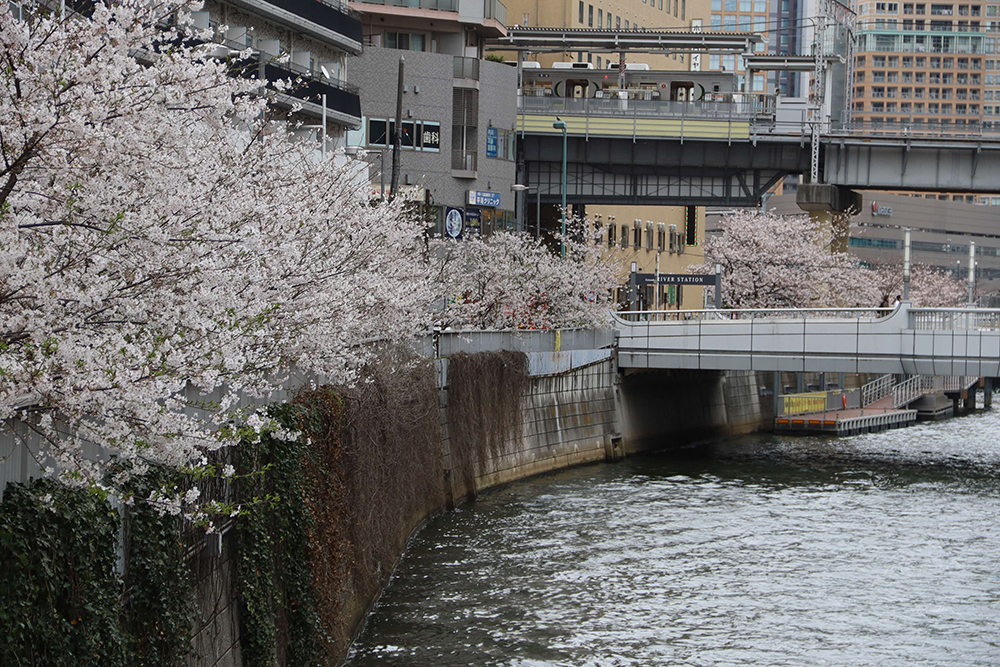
left=346, top=409, right=1000, bottom=667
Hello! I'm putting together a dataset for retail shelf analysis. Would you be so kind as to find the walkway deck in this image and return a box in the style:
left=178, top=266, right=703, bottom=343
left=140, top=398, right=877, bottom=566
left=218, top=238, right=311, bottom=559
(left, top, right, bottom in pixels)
left=775, top=396, right=918, bottom=436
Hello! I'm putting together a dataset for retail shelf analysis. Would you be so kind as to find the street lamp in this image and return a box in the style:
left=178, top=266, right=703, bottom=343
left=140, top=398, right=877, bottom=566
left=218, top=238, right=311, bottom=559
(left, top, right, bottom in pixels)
left=552, top=119, right=568, bottom=258
left=511, top=184, right=541, bottom=238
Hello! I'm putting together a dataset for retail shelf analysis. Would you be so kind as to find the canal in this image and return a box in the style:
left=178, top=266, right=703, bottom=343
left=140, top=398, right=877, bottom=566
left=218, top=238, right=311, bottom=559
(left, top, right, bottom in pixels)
left=346, top=408, right=1000, bottom=666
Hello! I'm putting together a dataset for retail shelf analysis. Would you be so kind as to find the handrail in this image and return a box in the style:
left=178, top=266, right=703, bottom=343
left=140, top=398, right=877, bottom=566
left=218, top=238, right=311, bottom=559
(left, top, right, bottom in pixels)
left=861, top=374, right=894, bottom=406
left=941, top=375, right=979, bottom=391
left=910, top=308, right=1000, bottom=331
left=614, top=307, right=892, bottom=323
left=892, top=375, right=923, bottom=408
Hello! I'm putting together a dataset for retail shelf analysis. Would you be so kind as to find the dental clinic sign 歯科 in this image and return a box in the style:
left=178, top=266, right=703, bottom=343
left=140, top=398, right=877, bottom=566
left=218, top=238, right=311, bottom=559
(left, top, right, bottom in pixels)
left=468, top=190, right=501, bottom=208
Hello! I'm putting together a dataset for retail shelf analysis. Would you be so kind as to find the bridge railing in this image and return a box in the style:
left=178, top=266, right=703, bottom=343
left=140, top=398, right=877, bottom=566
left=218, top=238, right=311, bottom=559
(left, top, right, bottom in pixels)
left=910, top=308, right=1000, bottom=331
left=616, top=307, right=892, bottom=323
left=830, top=119, right=1000, bottom=141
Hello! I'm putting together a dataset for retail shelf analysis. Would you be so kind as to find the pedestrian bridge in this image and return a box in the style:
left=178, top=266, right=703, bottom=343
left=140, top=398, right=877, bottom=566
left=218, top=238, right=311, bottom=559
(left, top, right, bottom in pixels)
left=615, top=303, right=1000, bottom=377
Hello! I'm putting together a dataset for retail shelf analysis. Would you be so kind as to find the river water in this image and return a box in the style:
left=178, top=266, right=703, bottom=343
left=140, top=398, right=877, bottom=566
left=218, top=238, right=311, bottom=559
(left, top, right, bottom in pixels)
left=346, top=408, right=1000, bottom=667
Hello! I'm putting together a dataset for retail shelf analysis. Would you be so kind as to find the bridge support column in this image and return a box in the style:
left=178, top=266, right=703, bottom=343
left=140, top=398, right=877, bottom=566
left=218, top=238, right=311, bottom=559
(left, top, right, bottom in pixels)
left=985, top=378, right=993, bottom=409
left=795, top=184, right=863, bottom=253
left=964, top=388, right=976, bottom=412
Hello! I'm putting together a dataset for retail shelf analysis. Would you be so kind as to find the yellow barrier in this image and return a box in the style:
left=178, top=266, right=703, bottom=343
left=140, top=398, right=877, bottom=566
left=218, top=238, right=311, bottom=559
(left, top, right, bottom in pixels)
left=782, top=392, right=827, bottom=416
left=518, top=114, right=751, bottom=140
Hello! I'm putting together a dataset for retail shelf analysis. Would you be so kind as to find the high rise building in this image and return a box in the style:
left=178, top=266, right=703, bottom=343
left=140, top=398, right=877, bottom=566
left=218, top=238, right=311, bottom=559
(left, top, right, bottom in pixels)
left=849, top=0, right=999, bottom=203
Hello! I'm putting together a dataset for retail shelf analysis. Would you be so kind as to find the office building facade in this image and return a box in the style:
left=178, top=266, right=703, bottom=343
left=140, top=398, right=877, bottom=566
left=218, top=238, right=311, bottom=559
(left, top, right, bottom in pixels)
left=346, top=0, right=518, bottom=236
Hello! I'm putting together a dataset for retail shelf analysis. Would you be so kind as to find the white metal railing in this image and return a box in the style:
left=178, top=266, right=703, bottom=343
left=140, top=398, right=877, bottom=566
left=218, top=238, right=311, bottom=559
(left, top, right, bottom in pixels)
left=862, top=374, right=894, bottom=406
left=921, top=375, right=943, bottom=392
left=892, top=375, right=923, bottom=407
left=910, top=308, right=1000, bottom=331
left=615, top=306, right=891, bottom=323
left=942, top=375, right=979, bottom=391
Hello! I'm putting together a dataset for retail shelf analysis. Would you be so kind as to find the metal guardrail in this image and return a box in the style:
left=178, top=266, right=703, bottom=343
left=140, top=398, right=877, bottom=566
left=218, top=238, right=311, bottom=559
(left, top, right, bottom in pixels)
left=892, top=375, right=923, bottom=408
left=616, top=307, right=892, bottom=323
left=910, top=308, right=1000, bottom=331
left=451, top=149, right=477, bottom=171
left=862, top=374, right=894, bottom=406
left=837, top=410, right=919, bottom=435
left=519, top=94, right=1000, bottom=143
left=942, top=375, right=979, bottom=392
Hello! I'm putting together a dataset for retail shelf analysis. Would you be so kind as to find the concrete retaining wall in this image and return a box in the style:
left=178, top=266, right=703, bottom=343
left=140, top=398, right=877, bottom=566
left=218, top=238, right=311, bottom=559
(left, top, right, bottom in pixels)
left=477, top=358, right=619, bottom=492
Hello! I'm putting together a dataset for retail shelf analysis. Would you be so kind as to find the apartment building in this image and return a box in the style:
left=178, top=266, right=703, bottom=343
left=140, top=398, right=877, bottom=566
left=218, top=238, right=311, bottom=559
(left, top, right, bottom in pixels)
left=853, top=0, right=985, bottom=132
left=199, top=0, right=364, bottom=140
left=345, top=0, right=518, bottom=236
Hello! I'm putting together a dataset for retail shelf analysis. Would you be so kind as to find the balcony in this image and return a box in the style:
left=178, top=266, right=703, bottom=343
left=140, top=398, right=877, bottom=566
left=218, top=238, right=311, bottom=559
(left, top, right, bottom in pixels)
left=485, top=0, right=506, bottom=23
left=454, top=56, right=480, bottom=80
left=355, top=0, right=459, bottom=9
left=233, top=54, right=362, bottom=126
left=227, top=0, right=363, bottom=54
left=452, top=149, right=478, bottom=176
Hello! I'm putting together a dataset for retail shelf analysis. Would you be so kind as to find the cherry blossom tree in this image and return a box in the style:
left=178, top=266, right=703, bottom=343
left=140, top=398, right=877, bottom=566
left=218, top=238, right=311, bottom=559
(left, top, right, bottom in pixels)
left=691, top=210, right=870, bottom=309
left=1, top=0, right=432, bottom=488
left=693, top=210, right=966, bottom=309
left=863, top=261, right=966, bottom=308
left=431, top=221, right=619, bottom=330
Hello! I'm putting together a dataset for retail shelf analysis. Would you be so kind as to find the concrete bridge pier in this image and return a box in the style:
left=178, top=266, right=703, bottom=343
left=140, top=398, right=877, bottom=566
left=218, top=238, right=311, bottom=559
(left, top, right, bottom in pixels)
left=795, top=183, right=863, bottom=253
left=985, top=378, right=994, bottom=409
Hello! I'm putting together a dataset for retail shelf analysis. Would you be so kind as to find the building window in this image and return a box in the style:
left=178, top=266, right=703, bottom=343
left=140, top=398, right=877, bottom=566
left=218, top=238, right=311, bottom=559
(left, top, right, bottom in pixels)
left=386, top=32, right=425, bottom=51
left=579, top=0, right=584, bottom=23
left=598, top=8, right=603, bottom=28
left=588, top=4, right=593, bottom=26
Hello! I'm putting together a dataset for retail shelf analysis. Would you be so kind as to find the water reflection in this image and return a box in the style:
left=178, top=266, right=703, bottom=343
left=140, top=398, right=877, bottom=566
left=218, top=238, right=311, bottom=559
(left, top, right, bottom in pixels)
left=346, top=410, right=1000, bottom=667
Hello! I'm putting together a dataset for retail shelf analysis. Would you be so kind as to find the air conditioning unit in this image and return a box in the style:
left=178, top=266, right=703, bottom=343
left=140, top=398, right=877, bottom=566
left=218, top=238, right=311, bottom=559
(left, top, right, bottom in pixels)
left=257, top=39, right=281, bottom=57
left=190, top=11, right=210, bottom=30
left=226, top=26, right=248, bottom=47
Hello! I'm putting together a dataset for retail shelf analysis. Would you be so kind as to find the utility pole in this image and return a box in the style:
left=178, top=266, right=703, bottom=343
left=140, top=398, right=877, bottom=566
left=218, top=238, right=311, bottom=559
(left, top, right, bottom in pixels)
left=389, top=56, right=404, bottom=201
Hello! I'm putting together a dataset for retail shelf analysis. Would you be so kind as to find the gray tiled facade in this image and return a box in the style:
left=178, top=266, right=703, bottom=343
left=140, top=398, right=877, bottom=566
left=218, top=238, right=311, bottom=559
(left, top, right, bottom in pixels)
left=348, top=49, right=518, bottom=229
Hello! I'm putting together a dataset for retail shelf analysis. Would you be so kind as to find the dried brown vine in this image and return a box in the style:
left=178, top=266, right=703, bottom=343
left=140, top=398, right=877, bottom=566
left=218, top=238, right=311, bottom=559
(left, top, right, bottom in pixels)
left=446, top=350, right=529, bottom=492
left=296, top=346, right=444, bottom=660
